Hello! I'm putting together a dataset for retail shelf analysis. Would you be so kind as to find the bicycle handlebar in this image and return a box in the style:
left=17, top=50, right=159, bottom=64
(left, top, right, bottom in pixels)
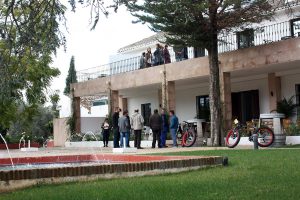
left=182, top=121, right=196, bottom=125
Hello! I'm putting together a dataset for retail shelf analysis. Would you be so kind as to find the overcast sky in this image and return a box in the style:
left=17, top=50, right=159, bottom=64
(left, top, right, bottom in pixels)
left=50, top=1, right=154, bottom=114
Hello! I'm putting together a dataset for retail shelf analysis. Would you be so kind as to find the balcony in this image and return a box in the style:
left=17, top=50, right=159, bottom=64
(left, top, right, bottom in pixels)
left=77, top=20, right=299, bottom=82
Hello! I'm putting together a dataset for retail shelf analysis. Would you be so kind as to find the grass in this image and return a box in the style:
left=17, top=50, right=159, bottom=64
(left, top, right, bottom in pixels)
left=1, top=149, right=300, bottom=200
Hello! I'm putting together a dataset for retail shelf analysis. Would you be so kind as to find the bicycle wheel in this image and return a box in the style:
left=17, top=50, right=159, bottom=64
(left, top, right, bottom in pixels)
left=225, top=129, right=241, bottom=148
left=182, top=129, right=196, bottom=147
left=257, top=127, right=274, bottom=147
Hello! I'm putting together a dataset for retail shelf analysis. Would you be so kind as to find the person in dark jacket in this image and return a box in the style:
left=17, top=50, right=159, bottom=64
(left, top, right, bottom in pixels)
left=112, top=107, right=121, bottom=148
left=126, top=113, right=131, bottom=147
left=160, top=109, right=169, bottom=148
left=163, top=45, right=171, bottom=64
left=153, top=44, right=164, bottom=66
left=149, top=109, right=162, bottom=148
left=139, top=52, right=146, bottom=69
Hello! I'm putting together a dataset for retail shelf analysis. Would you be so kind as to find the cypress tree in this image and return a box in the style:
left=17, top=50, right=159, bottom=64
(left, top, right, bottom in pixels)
left=64, top=56, right=77, bottom=96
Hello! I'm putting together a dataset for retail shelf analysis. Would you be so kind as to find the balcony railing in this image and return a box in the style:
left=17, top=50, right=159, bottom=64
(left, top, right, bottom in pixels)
left=77, top=20, right=296, bottom=82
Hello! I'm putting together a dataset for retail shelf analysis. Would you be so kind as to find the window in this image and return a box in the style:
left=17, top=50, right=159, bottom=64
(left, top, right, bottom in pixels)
left=291, top=18, right=300, bottom=37
left=141, top=103, right=151, bottom=126
left=92, top=99, right=108, bottom=106
left=196, top=95, right=210, bottom=121
left=237, top=29, right=254, bottom=49
left=296, top=84, right=300, bottom=119
left=194, top=47, right=205, bottom=58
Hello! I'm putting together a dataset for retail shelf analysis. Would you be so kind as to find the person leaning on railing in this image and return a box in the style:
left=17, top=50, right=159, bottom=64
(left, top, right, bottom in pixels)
left=139, top=52, right=146, bottom=69
left=145, top=47, right=152, bottom=67
left=163, top=44, right=171, bottom=64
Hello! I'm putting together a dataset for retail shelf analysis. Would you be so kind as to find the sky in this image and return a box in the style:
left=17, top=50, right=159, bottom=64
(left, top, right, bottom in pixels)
left=50, top=1, right=154, bottom=116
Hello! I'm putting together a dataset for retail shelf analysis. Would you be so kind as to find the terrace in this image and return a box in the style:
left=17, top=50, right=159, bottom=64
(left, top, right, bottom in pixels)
left=76, top=19, right=300, bottom=82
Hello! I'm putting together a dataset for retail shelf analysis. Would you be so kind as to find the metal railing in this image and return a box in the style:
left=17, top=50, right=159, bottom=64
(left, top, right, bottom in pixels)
left=77, top=20, right=295, bottom=82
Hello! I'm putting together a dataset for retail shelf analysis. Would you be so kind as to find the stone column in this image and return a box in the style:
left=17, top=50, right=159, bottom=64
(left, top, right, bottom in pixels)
left=158, top=89, right=162, bottom=109
left=220, top=72, right=232, bottom=131
left=109, top=90, right=119, bottom=113
left=268, top=73, right=281, bottom=112
left=74, top=97, right=81, bottom=133
left=194, top=119, right=206, bottom=147
left=119, top=96, right=128, bottom=112
left=167, top=81, right=176, bottom=111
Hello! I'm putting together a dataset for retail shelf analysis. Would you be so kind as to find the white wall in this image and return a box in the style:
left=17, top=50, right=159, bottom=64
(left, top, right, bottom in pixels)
left=81, top=105, right=108, bottom=117
left=281, top=73, right=300, bottom=100
left=59, top=96, right=108, bottom=118
left=127, top=92, right=160, bottom=117
left=281, top=71, right=300, bottom=121
left=176, top=85, right=209, bottom=121
left=81, top=117, right=105, bottom=133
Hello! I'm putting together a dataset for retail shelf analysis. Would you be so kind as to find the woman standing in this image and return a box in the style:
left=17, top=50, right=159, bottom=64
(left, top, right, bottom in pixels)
left=101, top=118, right=110, bottom=147
left=163, top=44, right=171, bottom=64
left=145, top=47, right=152, bottom=67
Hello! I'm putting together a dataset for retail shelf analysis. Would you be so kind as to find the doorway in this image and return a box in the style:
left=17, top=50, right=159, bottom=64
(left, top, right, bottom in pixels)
left=231, top=90, right=260, bottom=123
left=141, top=103, right=151, bottom=126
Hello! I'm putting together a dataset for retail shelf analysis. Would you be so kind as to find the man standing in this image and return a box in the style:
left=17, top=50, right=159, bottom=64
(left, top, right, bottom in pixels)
left=149, top=109, right=162, bottom=148
left=112, top=107, right=121, bottom=148
left=118, top=110, right=130, bottom=148
left=126, top=113, right=131, bottom=147
left=131, top=109, right=144, bottom=149
left=169, top=110, right=179, bottom=147
left=163, top=44, right=171, bottom=64
left=160, top=109, right=169, bottom=148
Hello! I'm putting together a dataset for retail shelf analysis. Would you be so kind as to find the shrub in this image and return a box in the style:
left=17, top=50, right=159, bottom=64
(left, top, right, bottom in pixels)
left=285, top=123, right=300, bottom=136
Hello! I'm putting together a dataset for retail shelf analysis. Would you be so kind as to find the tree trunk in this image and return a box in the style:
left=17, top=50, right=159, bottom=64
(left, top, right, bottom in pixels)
left=207, top=33, right=223, bottom=146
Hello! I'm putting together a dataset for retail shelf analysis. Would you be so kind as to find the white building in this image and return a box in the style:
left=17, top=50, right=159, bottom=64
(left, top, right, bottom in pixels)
left=70, top=2, right=300, bottom=134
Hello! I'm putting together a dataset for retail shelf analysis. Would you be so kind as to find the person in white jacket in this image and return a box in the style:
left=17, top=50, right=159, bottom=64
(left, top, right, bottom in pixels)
left=131, top=109, right=144, bottom=149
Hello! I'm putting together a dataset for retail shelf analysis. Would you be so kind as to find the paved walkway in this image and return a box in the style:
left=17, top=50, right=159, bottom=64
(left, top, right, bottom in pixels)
left=0, top=145, right=253, bottom=159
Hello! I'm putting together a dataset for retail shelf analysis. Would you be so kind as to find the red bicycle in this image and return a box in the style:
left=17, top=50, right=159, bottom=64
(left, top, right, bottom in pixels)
left=226, top=119, right=274, bottom=148
left=177, top=121, right=197, bottom=147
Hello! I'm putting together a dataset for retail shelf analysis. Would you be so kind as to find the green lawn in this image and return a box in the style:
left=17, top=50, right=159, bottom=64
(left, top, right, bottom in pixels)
left=1, top=149, right=300, bottom=200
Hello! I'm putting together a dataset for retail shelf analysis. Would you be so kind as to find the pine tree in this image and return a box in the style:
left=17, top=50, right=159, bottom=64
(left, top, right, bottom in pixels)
left=64, top=56, right=78, bottom=96
left=124, top=0, right=284, bottom=146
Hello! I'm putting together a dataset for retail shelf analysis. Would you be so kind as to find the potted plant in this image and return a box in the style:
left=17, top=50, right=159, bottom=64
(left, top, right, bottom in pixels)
left=275, top=96, right=298, bottom=129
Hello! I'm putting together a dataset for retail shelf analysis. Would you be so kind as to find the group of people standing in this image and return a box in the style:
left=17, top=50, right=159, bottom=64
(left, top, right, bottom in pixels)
left=111, top=108, right=145, bottom=149
left=101, top=107, right=179, bottom=149
left=140, top=44, right=171, bottom=68
left=149, top=109, right=179, bottom=148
